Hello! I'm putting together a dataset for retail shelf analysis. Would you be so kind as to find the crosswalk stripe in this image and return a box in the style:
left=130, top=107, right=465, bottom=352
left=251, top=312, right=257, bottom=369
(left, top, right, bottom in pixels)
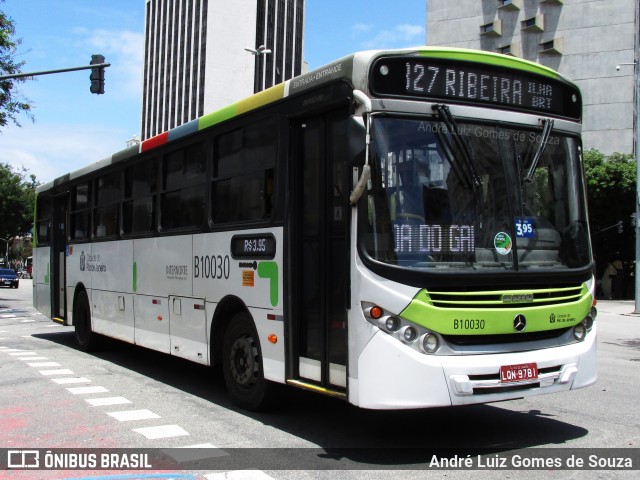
left=132, top=425, right=189, bottom=439
left=107, top=409, right=160, bottom=422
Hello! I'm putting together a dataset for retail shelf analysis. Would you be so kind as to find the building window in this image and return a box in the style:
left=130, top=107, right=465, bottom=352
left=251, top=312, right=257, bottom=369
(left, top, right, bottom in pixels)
left=539, top=38, right=563, bottom=55
left=521, top=15, right=544, bottom=32
left=480, top=20, right=501, bottom=36
left=498, top=0, right=521, bottom=10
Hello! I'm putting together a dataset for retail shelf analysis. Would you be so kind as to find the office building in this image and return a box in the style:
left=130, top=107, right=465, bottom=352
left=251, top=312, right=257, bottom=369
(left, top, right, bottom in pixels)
left=142, top=0, right=305, bottom=140
left=427, top=0, right=638, bottom=155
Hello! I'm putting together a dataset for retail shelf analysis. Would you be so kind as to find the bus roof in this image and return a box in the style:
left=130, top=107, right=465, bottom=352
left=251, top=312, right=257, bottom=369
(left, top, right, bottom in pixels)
left=36, top=46, right=573, bottom=194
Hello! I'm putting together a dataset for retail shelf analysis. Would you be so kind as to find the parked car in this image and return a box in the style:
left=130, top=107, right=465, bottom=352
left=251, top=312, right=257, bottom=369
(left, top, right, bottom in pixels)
left=0, top=269, right=19, bottom=288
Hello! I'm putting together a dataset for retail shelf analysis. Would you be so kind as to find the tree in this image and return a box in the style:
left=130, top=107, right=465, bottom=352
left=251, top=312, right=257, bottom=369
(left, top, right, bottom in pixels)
left=0, top=0, right=33, bottom=129
left=584, top=149, right=636, bottom=296
left=0, top=162, right=36, bottom=242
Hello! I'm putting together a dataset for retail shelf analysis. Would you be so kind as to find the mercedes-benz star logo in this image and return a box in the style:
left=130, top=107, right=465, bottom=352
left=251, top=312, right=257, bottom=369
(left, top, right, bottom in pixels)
left=513, top=314, right=527, bottom=332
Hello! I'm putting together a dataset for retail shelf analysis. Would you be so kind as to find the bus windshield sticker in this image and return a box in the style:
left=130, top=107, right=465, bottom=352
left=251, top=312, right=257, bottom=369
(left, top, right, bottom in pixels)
left=515, top=218, right=535, bottom=238
left=494, top=232, right=512, bottom=255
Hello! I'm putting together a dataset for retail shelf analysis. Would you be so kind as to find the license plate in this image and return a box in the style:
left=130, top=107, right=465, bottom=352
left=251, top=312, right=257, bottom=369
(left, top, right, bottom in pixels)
left=500, top=363, right=538, bottom=383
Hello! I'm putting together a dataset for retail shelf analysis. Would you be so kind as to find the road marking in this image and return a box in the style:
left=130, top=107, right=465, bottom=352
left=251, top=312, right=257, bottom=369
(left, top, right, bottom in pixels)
left=164, top=445, right=229, bottom=463
left=18, top=356, right=49, bottom=360
left=51, top=377, right=91, bottom=384
left=132, top=425, right=189, bottom=439
left=107, top=409, right=161, bottom=422
left=39, top=369, right=75, bottom=376
left=67, top=386, right=110, bottom=394
left=205, top=472, right=276, bottom=480
left=8, top=351, right=38, bottom=356
left=179, top=443, right=219, bottom=448
left=27, top=362, right=61, bottom=367
left=85, top=396, right=132, bottom=407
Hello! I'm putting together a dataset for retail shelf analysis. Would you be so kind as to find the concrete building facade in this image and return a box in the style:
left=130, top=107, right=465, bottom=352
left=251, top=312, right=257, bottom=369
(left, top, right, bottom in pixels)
left=427, top=0, right=638, bottom=155
left=141, top=0, right=305, bottom=140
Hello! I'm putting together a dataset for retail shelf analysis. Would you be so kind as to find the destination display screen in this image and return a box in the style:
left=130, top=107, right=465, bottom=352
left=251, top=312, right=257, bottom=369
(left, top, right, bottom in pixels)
left=370, top=57, right=581, bottom=120
left=393, top=223, right=475, bottom=261
left=231, top=234, right=276, bottom=259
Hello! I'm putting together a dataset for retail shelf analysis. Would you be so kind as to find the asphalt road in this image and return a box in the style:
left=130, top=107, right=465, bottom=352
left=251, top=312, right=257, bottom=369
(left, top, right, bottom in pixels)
left=0, top=280, right=638, bottom=479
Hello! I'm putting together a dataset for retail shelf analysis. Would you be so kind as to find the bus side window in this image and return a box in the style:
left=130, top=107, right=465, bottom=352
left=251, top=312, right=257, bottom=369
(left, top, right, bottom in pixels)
left=211, top=117, right=276, bottom=225
left=94, top=170, right=121, bottom=239
left=70, top=182, right=91, bottom=241
left=36, top=196, right=52, bottom=245
left=123, top=158, right=158, bottom=236
left=160, top=143, right=207, bottom=231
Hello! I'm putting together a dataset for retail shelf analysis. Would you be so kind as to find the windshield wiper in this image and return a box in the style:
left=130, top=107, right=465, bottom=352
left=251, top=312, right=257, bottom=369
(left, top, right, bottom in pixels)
left=433, top=104, right=483, bottom=188
left=512, top=134, right=527, bottom=220
left=523, top=118, right=554, bottom=183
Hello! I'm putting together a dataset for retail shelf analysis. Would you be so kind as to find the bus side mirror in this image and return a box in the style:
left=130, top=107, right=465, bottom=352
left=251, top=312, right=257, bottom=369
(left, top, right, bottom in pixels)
left=349, top=116, right=366, bottom=166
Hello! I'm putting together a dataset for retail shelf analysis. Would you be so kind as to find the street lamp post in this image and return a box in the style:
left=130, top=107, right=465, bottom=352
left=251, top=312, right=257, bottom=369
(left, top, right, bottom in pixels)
left=244, top=45, right=272, bottom=92
left=616, top=3, right=640, bottom=312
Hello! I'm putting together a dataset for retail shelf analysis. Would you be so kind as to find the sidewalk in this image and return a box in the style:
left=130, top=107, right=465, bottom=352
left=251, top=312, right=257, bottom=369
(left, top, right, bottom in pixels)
left=595, top=299, right=639, bottom=316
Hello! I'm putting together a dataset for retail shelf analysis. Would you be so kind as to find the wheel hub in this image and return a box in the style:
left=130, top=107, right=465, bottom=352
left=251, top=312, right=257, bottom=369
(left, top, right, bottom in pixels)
left=229, top=335, right=258, bottom=386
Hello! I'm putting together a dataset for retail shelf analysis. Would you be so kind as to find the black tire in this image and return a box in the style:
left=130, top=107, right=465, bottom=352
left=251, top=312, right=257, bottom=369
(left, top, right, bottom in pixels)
left=74, top=290, right=101, bottom=352
left=222, top=311, right=273, bottom=411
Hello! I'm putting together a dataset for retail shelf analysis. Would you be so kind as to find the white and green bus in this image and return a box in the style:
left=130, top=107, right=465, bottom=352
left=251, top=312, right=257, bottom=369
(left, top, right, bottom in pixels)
left=33, top=47, right=597, bottom=410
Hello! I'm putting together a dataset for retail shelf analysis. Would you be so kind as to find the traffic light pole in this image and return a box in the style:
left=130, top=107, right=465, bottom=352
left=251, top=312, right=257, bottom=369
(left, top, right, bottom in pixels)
left=0, top=63, right=110, bottom=81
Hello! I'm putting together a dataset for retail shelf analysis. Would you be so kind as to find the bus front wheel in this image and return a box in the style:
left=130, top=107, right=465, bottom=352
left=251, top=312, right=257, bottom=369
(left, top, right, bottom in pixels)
left=222, top=312, right=272, bottom=411
left=74, top=290, right=101, bottom=352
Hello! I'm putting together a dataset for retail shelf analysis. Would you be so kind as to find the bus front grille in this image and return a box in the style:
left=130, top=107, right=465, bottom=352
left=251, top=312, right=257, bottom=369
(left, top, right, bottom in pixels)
left=427, top=284, right=585, bottom=309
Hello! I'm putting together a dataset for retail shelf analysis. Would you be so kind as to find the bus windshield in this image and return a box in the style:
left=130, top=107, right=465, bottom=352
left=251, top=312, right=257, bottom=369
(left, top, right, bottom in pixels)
left=361, top=115, right=591, bottom=272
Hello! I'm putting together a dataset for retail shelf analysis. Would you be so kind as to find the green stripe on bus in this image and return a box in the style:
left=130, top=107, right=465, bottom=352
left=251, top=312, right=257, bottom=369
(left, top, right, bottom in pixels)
left=416, top=48, right=559, bottom=79
left=257, top=261, right=279, bottom=307
left=198, top=83, right=286, bottom=132
left=132, top=262, right=137, bottom=293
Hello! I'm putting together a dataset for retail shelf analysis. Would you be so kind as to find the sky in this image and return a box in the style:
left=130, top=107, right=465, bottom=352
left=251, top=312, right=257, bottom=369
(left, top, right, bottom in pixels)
left=0, top=0, right=426, bottom=184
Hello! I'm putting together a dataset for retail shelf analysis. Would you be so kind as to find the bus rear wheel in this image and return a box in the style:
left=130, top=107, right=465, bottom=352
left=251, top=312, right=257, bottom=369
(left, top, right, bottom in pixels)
left=74, top=290, right=101, bottom=352
left=222, top=312, right=272, bottom=411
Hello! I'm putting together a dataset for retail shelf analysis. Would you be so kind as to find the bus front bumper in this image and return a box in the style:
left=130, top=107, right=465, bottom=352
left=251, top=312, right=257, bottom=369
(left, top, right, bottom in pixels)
left=351, top=325, right=597, bottom=410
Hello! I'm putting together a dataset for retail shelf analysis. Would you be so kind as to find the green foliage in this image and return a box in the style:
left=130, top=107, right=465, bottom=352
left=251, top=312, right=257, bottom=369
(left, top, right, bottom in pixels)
left=584, top=149, right=636, bottom=231
left=0, top=0, right=33, bottom=128
left=0, top=162, right=36, bottom=241
left=584, top=149, right=636, bottom=284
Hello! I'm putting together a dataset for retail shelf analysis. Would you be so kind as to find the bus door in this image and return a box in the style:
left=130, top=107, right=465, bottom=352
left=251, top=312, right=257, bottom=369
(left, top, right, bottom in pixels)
left=51, top=193, right=68, bottom=321
left=290, top=109, right=349, bottom=394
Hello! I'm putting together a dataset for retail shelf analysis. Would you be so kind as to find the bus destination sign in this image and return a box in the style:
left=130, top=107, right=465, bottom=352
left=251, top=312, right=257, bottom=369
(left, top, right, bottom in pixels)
left=370, top=57, right=581, bottom=120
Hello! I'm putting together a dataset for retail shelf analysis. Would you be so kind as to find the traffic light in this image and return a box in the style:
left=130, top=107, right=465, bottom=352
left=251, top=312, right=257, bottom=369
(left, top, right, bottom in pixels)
left=90, top=54, right=105, bottom=94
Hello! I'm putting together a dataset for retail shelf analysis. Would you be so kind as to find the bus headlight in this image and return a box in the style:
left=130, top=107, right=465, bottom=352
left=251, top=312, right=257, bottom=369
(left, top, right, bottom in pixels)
left=573, top=322, right=586, bottom=341
left=583, top=315, right=594, bottom=331
left=400, top=326, right=418, bottom=343
left=379, top=315, right=401, bottom=332
left=362, top=302, right=446, bottom=355
left=420, top=333, right=439, bottom=354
